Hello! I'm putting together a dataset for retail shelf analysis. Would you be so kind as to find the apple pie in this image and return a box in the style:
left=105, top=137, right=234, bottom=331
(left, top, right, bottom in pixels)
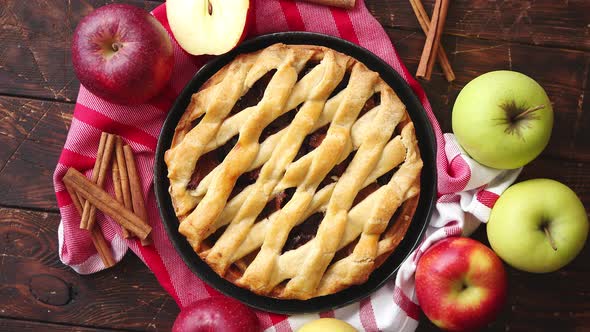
left=165, top=43, right=423, bottom=300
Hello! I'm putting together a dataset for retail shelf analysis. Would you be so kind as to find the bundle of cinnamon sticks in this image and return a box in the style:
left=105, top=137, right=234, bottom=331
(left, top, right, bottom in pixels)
left=63, top=132, right=152, bottom=267
left=411, top=0, right=455, bottom=82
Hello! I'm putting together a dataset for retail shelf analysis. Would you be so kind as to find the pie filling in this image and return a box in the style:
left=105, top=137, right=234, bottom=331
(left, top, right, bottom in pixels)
left=167, top=44, right=423, bottom=299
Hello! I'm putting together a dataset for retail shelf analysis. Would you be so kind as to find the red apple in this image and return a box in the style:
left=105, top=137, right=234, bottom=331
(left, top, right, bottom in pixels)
left=166, top=0, right=253, bottom=55
left=415, top=237, right=507, bottom=331
left=72, top=4, right=174, bottom=105
left=172, top=297, right=259, bottom=332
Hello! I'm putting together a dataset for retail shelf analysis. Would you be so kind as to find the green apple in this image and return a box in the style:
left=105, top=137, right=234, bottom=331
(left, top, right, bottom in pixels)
left=452, top=71, right=553, bottom=169
left=487, top=179, right=588, bottom=273
left=297, top=318, right=357, bottom=332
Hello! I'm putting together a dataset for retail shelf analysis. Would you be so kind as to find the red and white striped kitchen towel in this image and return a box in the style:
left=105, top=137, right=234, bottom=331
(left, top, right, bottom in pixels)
left=53, top=1, right=520, bottom=331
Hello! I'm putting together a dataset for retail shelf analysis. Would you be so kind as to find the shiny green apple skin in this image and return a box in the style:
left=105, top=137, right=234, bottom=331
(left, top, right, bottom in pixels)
left=452, top=71, right=553, bottom=169
left=487, top=179, right=588, bottom=273
left=297, top=318, right=357, bottom=332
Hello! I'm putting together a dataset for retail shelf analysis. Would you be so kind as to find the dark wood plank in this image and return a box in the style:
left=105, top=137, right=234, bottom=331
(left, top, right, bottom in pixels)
left=0, top=207, right=179, bottom=331
left=0, top=317, right=123, bottom=332
left=0, top=96, right=47, bottom=170
left=2, top=0, right=589, bottom=103
left=386, top=28, right=590, bottom=162
left=0, top=96, right=73, bottom=211
left=0, top=0, right=161, bottom=103
left=368, top=0, right=590, bottom=51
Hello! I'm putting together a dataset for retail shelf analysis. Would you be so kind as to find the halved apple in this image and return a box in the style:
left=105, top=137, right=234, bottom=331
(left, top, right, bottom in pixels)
left=166, top=0, right=252, bottom=56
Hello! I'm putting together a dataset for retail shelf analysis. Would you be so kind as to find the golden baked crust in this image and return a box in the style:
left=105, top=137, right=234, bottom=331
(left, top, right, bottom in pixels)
left=165, top=43, right=422, bottom=300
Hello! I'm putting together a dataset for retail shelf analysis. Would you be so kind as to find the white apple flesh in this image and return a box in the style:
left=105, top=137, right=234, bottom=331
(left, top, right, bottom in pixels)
left=72, top=4, right=174, bottom=105
left=167, top=0, right=251, bottom=55
left=487, top=179, right=588, bottom=273
left=452, top=71, right=553, bottom=169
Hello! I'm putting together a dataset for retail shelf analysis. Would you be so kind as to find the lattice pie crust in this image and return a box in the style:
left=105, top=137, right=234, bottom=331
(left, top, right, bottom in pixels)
left=165, top=43, right=423, bottom=300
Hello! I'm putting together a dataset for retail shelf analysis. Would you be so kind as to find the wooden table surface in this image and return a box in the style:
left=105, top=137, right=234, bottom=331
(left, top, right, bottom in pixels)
left=1, top=1, right=589, bottom=331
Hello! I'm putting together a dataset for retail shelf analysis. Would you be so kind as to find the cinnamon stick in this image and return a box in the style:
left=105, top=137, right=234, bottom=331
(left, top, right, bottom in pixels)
left=63, top=168, right=152, bottom=240
left=123, top=145, right=152, bottom=246
left=65, top=182, right=83, bottom=214
left=409, top=0, right=455, bottom=82
left=91, top=227, right=116, bottom=267
left=416, top=0, right=450, bottom=81
left=75, top=191, right=85, bottom=212
left=84, top=134, right=116, bottom=231
left=80, top=133, right=107, bottom=229
left=299, top=0, right=355, bottom=9
left=112, top=161, right=122, bottom=203
left=116, top=137, right=133, bottom=212
left=112, top=159, right=131, bottom=238
left=64, top=182, right=115, bottom=267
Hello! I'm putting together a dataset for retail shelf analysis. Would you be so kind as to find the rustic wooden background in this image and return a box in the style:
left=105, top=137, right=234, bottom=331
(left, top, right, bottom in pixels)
left=1, top=0, right=588, bottom=331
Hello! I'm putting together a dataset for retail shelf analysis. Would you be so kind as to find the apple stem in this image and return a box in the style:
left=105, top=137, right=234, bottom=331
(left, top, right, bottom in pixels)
left=111, top=42, right=123, bottom=52
left=208, top=0, right=213, bottom=15
left=514, top=104, right=545, bottom=121
left=543, top=226, right=557, bottom=251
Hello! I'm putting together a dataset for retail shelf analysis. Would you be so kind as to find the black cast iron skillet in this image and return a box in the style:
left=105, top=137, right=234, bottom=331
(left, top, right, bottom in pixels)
left=154, top=32, right=437, bottom=314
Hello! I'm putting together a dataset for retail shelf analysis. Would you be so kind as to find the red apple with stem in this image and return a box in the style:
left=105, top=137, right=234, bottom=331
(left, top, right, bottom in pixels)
left=72, top=4, right=174, bottom=105
left=415, top=237, right=507, bottom=331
